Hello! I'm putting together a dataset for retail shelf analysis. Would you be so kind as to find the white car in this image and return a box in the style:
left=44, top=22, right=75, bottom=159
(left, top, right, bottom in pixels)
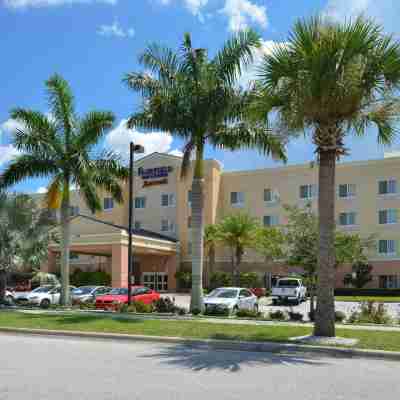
left=272, top=278, right=307, bottom=305
left=203, top=287, right=258, bottom=315
left=4, top=290, right=15, bottom=304
left=28, top=285, right=76, bottom=308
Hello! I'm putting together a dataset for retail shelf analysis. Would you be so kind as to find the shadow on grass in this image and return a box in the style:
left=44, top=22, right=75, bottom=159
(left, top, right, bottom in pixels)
left=140, top=342, right=331, bottom=373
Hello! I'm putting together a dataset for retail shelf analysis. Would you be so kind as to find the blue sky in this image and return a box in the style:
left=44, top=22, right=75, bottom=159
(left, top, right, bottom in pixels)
left=0, top=0, right=399, bottom=193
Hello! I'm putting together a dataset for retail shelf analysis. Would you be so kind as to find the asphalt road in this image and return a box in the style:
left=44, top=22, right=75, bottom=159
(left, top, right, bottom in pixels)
left=1, top=333, right=399, bottom=400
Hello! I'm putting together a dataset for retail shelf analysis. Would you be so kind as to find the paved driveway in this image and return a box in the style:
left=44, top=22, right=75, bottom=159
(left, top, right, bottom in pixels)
left=164, top=293, right=400, bottom=321
left=1, top=333, right=398, bottom=400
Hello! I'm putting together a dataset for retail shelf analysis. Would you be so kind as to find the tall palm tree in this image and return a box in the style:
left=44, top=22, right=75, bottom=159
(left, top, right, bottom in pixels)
left=217, top=213, right=259, bottom=285
left=204, top=224, right=221, bottom=286
left=254, top=16, right=400, bottom=336
left=125, top=31, right=286, bottom=311
left=0, top=75, right=128, bottom=306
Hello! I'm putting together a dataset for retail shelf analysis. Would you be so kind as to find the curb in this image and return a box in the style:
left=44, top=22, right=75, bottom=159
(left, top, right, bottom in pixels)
left=1, top=326, right=400, bottom=361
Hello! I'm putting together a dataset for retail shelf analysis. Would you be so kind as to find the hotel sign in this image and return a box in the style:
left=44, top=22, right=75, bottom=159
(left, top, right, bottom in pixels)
left=138, top=166, right=173, bottom=188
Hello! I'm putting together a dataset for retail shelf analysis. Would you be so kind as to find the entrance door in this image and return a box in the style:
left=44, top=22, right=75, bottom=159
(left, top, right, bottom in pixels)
left=142, top=272, right=168, bottom=292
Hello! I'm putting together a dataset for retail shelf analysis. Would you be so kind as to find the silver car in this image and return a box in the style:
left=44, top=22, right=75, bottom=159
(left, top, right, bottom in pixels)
left=72, top=286, right=111, bottom=304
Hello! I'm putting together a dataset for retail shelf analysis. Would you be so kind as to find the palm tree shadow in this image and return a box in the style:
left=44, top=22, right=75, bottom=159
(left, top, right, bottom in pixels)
left=140, top=343, right=333, bottom=373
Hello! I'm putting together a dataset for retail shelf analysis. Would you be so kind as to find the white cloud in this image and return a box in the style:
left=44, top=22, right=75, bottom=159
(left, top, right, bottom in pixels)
left=0, top=145, right=19, bottom=167
left=105, top=119, right=175, bottom=160
left=168, top=149, right=183, bottom=157
left=36, top=186, right=48, bottom=194
left=97, top=20, right=135, bottom=38
left=3, top=0, right=117, bottom=8
left=1, top=118, right=24, bottom=135
left=154, top=0, right=208, bottom=22
left=220, top=0, right=267, bottom=32
left=323, top=0, right=400, bottom=35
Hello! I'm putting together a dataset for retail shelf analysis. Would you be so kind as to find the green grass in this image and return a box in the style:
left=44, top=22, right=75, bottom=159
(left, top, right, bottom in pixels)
left=1, top=311, right=400, bottom=352
left=335, top=296, right=400, bottom=303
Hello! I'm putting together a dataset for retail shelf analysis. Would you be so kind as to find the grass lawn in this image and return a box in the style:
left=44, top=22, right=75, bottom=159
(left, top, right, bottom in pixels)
left=335, top=296, right=400, bottom=303
left=1, top=311, right=400, bottom=352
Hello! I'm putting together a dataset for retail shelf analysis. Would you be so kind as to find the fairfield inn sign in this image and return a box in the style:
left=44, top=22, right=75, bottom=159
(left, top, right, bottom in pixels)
left=138, top=166, right=173, bottom=187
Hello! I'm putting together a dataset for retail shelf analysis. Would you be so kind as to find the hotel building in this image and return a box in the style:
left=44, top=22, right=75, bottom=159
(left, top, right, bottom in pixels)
left=41, top=152, right=400, bottom=291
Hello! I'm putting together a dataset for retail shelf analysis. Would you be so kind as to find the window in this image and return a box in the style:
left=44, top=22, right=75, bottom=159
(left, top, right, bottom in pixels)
left=378, top=179, right=397, bottom=195
left=230, top=191, right=244, bottom=206
left=379, top=275, right=399, bottom=289
left=338, top=212, right=357, bottom=226
left=263, top=215, right=279, bottom=227
left=299, top=184, right=317, bottom=200
left=239, top=289, right=252, bottom=298
left=103, top=197, right=114, bottom=211
left=69, top=253, right=79, bottom=260
left=161, top=193, right=176, bottom=207
left=264, top=189, right=272, bottom=202
left=188, top=216, right=192, bottom=229
left=188, top=190, right=192, bottom=205
left=379, top=209, right=398, bottom=224
left=338, top=184, right=356, bottom=198
left=135, top=197, right=146, bottom=209
left=69, top=206, right=80, bottom=217
left=134, top=221, right=142, bottom=230
left=378, top=239, right=396, bottom=255
left=161, top=219, right=175, bottom=233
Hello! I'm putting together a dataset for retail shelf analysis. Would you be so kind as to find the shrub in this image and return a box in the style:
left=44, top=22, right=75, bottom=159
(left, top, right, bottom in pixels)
left=191, top=308, right=202, bottom=316
left=239, top=272, right=261, bottom=288
left=348, top=301, right=392, bottom=325
left=78, top=302, right=96, bottom=310
left=334, top=288, right=400, bottom=297
left=175, top=270, right=192, bottom=290
left=70, top=269, right=111, bottom=286
left=308, top=311, right=315, bottom=321
left=236, top=309, right=262, bottom=319
left=269, top=310, right=287, bottom=321
left=288, top=311, right=303, bottom=322
left=209, top=271, right=233, bottom=289
left=154, top=297, right=175, bottom=313
left=133, top=301, right=154, bottom=314
left=175, top=307, right=187, bottom=316
left=335, top=311, right=346, bottom=323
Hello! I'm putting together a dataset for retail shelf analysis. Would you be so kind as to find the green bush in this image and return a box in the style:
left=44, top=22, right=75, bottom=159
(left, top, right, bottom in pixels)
left=154, top=297, right=175, bottom=313
left=236, top=309, right=262, bottom=319
left=175, top=270, right=192, bottom=290
left=335, top=311, right=346, bottom=323
left=70, top=269, right=111, bottom=286
left=288, top=311, right=303, bottom=322
left=209, top=271, right=233, bottom=289
left=239, top=272, right=261, bottom=288
left=334, top=288, right=400, bottom=296
left=78, top=302, right=96, bottom=310
left=348, top=301, right=392, bottom=325
left=269, top=310, right=287, bottom=321
left=118, top=301, right=153, bottom=314
left=191, top=308, right=202, bottom=316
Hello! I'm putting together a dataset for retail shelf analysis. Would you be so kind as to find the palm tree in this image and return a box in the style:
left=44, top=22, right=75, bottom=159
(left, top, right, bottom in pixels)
left=217, top=213, right=259, bottom=286
left=254, top=16, right=400, bottom=336
left=125, top=31, right=286, bottom=311
left=204, top=224, right=221, bottom=286
left=0, top=75, right=128, bottom=306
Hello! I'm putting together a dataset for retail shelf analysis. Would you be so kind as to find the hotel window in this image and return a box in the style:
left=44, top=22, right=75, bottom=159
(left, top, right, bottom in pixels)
left=264, top=188, right=279, bottom=203
left=161, top=219, right=175, bottom=233
left=379, top=209, right=398, bottom=224
left=338, top=184, right=356, bottom=198
left=263, top=215, right=279, bottom=227
left=231, top=191, right=244, bottom=206
left=188, top=216, right=192, bottom=229
left=188, top=190, right=192, bottom=205
left=379, top=275, right=399, bottom=289
left=103, top=197, right=114, bottom=211
left=338, top=212, right=357, bottom=226
left=69, top=206, right=80, bottom=217
left=134, top=221, right=142, bottom=230
left=135, top=197, right=146, bottom=209
left=378, top=179, right=397, bottom=195
left=299, top=184, right=317, bottom=200
left=161, top=193, right=176, bottom=207
left=378, top=239, right=396, bottom=255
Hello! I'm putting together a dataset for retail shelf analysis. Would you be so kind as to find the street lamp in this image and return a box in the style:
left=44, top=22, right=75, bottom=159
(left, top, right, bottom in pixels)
left=128, top=142, right=145, bottom=305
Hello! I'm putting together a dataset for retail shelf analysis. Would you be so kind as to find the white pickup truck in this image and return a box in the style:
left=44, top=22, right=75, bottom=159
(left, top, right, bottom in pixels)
left=271, top=278, right=307, bottom=305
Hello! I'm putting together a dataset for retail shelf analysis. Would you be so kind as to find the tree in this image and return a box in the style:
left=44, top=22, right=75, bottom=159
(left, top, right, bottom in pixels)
left=254, top=16, right=400, bottom=336
left=0, top=193, right=54, bottom=303
left=284, top=204, right=373, bottom=316
left=217, top=213, right=259, bottom=285
left=343, top=261, right=373, bottom=288
left=0, top=75, right=128, bottom=306
left=254, top=226, right=285, bottom=265
left=125, top=31, right=285, bottom=311
left=204, top=224, right=221, bottom=286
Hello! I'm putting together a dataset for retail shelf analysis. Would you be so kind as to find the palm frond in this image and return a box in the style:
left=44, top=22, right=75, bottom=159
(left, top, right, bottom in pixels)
left=45, top=175, right=63, bottom=210
left=124, top=72, right=162, bottom=97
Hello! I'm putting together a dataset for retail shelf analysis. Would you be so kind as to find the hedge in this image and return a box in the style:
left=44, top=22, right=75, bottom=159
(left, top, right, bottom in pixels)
left=334, top=288, right=400, bottom=296
left=70, top=269, right=111, bottom=287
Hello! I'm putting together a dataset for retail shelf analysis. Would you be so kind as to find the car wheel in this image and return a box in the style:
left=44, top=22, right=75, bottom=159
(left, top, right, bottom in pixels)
left=40, top=299, right=51, bottom=309
left=272, top=299, right=277, bottom=306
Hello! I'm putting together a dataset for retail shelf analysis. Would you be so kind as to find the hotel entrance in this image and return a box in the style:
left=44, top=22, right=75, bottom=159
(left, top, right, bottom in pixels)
left=142, top=272, right=169, bottom=292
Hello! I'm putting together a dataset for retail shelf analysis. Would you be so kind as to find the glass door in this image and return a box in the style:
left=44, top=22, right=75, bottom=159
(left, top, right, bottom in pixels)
left=142, top=273, right=155, bottom=290
left=156, top=273, right=168, bottom=292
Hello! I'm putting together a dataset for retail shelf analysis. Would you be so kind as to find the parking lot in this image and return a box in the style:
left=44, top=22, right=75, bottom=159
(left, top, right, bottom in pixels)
left=166, top=293, right=400, bottom=321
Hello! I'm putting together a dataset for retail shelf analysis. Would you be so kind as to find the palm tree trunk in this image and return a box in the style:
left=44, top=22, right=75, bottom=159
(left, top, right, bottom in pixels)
left=235, top=247, right=243, bottom=286
left=0, top=270, right=7, bottom=304
left=190, top=154, right=205, bottom=312
left=314, top=150, right=336, bottom=337
left=208, top=245, right=215, bottom=287
left=60, top=194, right=71, bottom=306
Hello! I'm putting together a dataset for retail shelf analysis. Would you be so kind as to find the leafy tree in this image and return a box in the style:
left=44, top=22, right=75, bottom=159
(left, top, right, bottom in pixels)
left=343, top=261, right=373, bottom=288
left=254, top=16, right=400, bottom=336
left=254, top=226, right=285, bottom=264
left=217, top=213, right=259, bottom=285
left=125, top=31, right=285, bottom=311
left=0, top=193, right=54, bottom=303
left=0, top=75, right=128, bottom=305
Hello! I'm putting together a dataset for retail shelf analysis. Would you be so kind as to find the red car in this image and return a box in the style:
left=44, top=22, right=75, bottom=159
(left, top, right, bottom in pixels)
left=95, top=286, right=160, bottom=311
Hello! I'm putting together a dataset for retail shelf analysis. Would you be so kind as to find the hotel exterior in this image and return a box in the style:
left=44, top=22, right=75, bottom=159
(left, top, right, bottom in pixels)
left=41, top=152, right=400, bottom=291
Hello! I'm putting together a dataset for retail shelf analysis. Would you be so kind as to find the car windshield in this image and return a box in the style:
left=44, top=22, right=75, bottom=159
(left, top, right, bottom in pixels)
left=208, top=289, right=238, bottom=299
left=73, top=287, right=95, bottom=295
left=109, top=288, right=128, bottom=295
left=278, top=280, right=299, bottom=287
left=32, top=286, right=53, bottom=294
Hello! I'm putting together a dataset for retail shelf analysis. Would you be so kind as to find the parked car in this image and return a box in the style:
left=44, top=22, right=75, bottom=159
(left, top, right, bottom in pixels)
left=72, top=286, right=111, bottom=304
left=203, top=287, right=258, bottom=315
left=95, top=286, right=160, bottom=311
left=250, top=287, right=267, bottom=298
left=27, top=285, right=76, bottom=308
left=271, top=278, right=306, bottom=305
left=4, top=290, right=15, bottom=305
left=15, top=285, right=55, bottom=305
